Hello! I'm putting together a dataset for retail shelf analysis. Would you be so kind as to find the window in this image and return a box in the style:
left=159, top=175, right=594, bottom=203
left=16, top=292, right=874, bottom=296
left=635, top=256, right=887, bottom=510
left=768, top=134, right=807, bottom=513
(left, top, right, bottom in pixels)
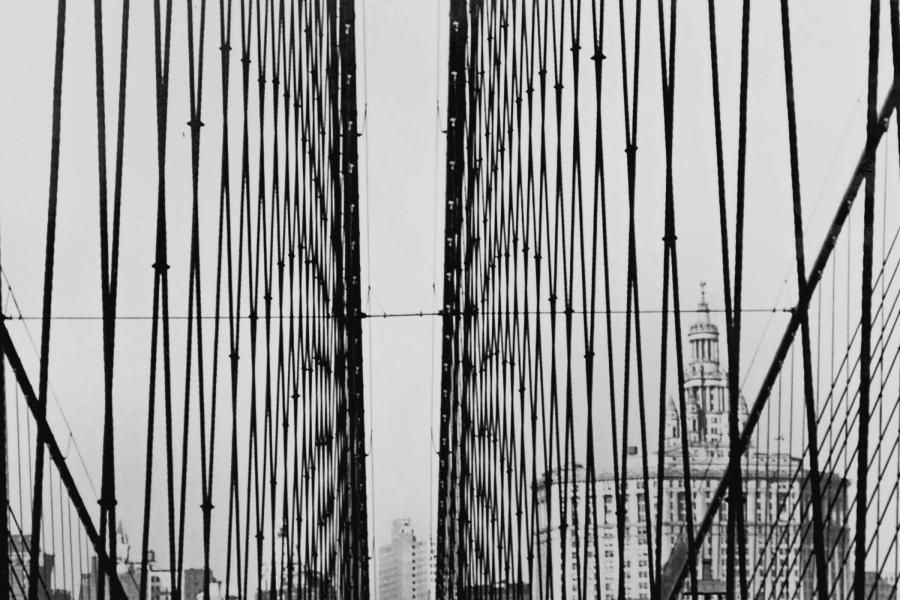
left=604, top=494, right=615, bottom=525
left=677, top=491, right=687, bottom=521
left=637, top=494, right=646, bottom=522
left=776, top=492, right=788, bottom=510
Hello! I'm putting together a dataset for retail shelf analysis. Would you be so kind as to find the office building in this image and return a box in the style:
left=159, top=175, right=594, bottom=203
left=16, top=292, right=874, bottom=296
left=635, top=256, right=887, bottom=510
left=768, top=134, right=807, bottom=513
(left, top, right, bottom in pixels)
left=377, top=518, right=433, bottom=600
left=534, top=287, right=851, bottom=600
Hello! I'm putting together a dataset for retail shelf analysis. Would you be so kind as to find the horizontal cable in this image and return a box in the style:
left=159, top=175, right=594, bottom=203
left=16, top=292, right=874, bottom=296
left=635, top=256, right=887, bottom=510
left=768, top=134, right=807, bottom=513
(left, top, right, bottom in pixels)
left=0, top=306, right=795, bottom=321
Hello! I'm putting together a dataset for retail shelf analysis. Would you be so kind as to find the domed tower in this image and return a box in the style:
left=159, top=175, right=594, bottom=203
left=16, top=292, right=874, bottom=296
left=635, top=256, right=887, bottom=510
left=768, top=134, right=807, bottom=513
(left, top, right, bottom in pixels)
left=688, top=282, right=722, bottom=378
left=666, top=283, right=744, bottom=449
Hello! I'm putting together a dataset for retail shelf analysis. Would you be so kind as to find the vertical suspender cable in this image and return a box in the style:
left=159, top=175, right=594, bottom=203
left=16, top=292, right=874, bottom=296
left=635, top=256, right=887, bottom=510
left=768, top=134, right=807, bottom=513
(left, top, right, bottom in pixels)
left=139, top=0, right=175, bottom=598
left=729, top=0, right=753, bottom=595
left=437, top=1, right=469, bottom=597
left=778, top=2, right=829, bottom=599
left=91, top=0, right=131, bottom=595
left=28, top=1, right=67, bottom=598
left=856, top=1, right=881, bottom=599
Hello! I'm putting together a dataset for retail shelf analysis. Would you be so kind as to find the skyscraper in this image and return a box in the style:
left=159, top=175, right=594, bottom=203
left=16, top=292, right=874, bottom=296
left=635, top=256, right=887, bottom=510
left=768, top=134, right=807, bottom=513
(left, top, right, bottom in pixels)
left=377, top=519, right=433, bottom=600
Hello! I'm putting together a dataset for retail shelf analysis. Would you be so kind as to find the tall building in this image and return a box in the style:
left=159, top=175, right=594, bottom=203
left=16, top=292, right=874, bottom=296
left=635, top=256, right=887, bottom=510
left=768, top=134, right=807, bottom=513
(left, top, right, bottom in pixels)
left=534, top=285, right=851, bottom=600
left=377, top=518, right=434, bottom=600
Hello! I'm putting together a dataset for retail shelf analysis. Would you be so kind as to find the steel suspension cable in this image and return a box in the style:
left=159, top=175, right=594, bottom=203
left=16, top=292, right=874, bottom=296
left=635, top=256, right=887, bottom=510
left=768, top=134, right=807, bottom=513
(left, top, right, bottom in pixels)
left=778, top=1, right=829, bottom=598
left=27, top=0, right=67, bottom=598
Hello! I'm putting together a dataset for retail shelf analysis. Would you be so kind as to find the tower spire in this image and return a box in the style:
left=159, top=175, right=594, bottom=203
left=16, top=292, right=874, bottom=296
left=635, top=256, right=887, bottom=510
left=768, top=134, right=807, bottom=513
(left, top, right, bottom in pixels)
left=697, top=280, right=711, bottom=323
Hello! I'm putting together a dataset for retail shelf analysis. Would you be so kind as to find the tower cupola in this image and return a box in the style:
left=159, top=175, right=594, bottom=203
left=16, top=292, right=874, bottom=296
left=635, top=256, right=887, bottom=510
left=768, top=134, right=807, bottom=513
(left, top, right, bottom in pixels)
left=666, top=282, right=741, bottom=450
left=688, top=282, right=721, bottom=377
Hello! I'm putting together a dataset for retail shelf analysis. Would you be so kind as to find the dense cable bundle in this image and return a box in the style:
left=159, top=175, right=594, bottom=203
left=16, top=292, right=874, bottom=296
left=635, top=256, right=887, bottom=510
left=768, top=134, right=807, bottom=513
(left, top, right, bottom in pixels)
left=434, top=1, right=900, bottom=600
left=139, top=0, right=370, bottom=598
left=436, top=0, right=618, bottom=596
left=0, top=0, right=370, bottom=599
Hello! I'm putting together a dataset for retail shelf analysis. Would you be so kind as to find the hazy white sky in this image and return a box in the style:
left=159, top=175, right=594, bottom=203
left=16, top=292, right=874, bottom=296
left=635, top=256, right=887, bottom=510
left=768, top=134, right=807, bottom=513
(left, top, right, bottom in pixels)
left=1, top=0, right=898, bottom=590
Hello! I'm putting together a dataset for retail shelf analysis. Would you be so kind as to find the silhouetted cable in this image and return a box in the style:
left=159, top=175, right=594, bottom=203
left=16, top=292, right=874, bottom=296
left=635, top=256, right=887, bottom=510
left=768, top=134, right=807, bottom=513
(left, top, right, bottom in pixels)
left=90, top=0, right=130, bottom=597
left=664, top=77, right=900, bottom=600
left=0, top=305, right=794, bottom=321
left=179, top=0, right=210, bottom=599
left=747, top=231, right=900, bottom=595
left=209, top=0, right=234, bottom=595
left=28, top=0, right=67, bottom=598
left=702, top=0, right=742, bottom=595
left=856, top=1, right=881, bottom=599
left=653, top=1, right=681, bottom=598
left=725, top=0, right=753, bottom=596
left=9, top=504, right=55, bottom=600
left=139, top=0, right=176, bottom=598
left=583, top=0, right=607, bottom=595
left=0, top=324, right=129, bottom=599
left=778, top=1, right=829, bottom=598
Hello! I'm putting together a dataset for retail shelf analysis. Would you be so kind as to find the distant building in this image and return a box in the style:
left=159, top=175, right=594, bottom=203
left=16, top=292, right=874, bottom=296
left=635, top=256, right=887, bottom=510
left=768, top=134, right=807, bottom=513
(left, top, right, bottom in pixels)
left=78, top=523, right=169, bottom=600
left=257, top=560, right=336, bottom=600
left=377, top=519, right=434, bottom=600
left=183, top=568, right=222, bottom=600
left=8, top=535, right=55, bottom=600
left=534, top=285, right=851, bottom=600
left=76, top=523, right=224, bottom=600
left=860, top=571, right=897, bottom=600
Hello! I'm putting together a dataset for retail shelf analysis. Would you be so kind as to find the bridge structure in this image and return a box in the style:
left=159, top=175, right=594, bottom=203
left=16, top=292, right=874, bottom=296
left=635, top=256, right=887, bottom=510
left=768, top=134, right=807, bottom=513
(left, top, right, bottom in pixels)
left=0, top=0, right=368, bottom=599
left=434, top=0, right=900, bottom=600
left=3, top=1, right=900, bottom=600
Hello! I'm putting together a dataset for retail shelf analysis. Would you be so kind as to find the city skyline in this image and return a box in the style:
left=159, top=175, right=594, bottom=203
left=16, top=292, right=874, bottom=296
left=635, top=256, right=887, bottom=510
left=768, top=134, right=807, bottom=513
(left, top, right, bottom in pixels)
left=2, top=0, right=899, bottom=599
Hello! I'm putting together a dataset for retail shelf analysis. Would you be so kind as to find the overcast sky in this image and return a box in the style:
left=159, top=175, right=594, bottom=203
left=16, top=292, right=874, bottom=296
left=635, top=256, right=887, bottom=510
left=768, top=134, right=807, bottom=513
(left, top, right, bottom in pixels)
left=1, top=0, right=899, bottom=592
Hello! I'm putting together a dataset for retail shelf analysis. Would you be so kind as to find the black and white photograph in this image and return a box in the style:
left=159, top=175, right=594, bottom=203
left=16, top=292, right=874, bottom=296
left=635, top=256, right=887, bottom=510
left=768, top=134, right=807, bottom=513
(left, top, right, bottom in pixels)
left=0, top=1, right=897, bottom=599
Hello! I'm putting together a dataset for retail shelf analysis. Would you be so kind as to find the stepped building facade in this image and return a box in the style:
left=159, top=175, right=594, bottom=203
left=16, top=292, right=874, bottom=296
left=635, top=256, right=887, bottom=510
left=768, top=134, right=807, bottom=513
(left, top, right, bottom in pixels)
left=377, top=519, right=434, bottom=600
